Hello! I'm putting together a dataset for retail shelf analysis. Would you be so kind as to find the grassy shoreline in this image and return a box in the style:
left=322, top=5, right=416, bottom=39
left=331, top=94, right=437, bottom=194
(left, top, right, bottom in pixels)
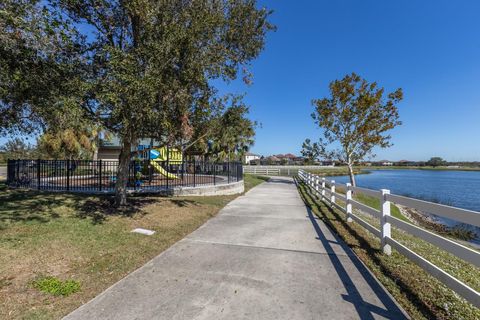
left=295, top=178, right=480, bottom=319
left=0, top=175, right=268, bottom=320
left=305, top=167, right=370, bottom=177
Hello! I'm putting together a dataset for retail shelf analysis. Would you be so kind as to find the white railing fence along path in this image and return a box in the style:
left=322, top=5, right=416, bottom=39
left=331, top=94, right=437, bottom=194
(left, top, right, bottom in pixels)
left=243, top=166, right=281, bottom=175
left=297, top=169, right=480, bottom=308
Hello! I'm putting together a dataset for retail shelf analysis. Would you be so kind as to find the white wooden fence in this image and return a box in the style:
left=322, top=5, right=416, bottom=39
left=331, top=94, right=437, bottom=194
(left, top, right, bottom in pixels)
left=298, top=169, right=480, bottom=308
left=243, top=165, right=335, bottom=176
left=243, top=166, right=281, bottom=175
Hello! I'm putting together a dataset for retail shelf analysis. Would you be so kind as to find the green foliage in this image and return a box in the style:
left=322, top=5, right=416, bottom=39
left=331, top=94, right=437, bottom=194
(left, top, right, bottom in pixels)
left=2, top=0, right=273, bottom=205
left=311, top=73, right=403, bottom=186
left=426, top=157, right=447, bottom=167
left=37, top=127, right=99, bottom=160
left=33, top=276, right=81, bottom=296
left=180, top=94, right=257, bottom=161
left=300, top=138, right=322, bottom=164
left=0, top=137, right=38, bottom=159
left=210, top=97, right=257, bottom=160
left=0, top=0, right=87, bottom=135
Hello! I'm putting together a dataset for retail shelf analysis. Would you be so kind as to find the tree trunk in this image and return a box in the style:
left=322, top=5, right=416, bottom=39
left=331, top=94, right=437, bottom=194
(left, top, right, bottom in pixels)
left=347, top=163, right=356, bottom=187
left=114, top=139, right=132, bottom=206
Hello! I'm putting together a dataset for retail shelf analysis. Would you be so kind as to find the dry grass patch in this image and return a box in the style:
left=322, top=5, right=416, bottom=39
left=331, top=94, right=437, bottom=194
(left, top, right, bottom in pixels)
left=0, top=175, right=266, bottom=319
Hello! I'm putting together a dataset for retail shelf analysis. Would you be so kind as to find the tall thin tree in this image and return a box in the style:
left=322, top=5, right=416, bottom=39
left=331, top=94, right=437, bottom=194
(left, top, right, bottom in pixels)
left=311, top=73, right=403, bottom=186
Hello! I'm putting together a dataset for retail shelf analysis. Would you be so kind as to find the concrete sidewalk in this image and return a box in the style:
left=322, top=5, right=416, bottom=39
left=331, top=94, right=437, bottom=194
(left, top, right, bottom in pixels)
left=64, top=177, right=408, bottom=320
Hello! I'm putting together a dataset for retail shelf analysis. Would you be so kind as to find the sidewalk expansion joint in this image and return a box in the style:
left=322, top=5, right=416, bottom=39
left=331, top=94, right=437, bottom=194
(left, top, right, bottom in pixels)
left=219, top=214, right=310, bottom=220
left=183, top=238, right=352, bottom=258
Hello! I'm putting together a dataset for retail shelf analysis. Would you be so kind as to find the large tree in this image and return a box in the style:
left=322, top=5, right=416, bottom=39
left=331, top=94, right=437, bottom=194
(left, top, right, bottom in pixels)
left=53, top=0, right=272, bottom=205
left=311, top=73, right=403, bottom=186
left=2, top=0, right=273, bottom=205
left=0, top=138, right=37, bottom=160
left=426, top=157, right=446, bottom=167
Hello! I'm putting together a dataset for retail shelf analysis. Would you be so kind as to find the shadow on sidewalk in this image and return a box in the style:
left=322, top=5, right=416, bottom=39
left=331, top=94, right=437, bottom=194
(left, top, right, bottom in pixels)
left=295, top=178, right=409, bottom=320
left=305, top=205, right=408, bottom=319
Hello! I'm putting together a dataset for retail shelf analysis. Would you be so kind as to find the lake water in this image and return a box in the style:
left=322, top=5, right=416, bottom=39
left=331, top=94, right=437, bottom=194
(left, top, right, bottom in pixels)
left=326, top=169, right=480, bottom=239
left=327, top=169, right=480, bottom=212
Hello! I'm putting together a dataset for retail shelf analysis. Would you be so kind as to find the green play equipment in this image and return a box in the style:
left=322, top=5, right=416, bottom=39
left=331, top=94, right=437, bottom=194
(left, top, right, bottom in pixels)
left=148, top=147, right=182, bottom=179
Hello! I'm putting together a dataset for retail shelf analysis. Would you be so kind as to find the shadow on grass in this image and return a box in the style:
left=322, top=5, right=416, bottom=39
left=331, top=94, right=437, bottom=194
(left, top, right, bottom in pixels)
left=0, top=183, right=167, bottom=226
left=73, top=197, right=158, bottom=224
left=294, top=178, right=437, bottom=320
left=0, top=181, right=227, bottom=227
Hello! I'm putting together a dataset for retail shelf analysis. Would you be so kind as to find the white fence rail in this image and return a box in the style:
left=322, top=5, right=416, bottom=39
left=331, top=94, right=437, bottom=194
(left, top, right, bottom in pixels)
left=243, top=167, right=281, bottom=175
left=297, top=169, right=480, bottom=308
left=243, top=165, right=335, bottom=176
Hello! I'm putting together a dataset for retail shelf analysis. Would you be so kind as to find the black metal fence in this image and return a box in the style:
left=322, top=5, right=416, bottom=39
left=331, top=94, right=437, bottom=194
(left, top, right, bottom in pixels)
left=6, top=159, right=243, bottom=193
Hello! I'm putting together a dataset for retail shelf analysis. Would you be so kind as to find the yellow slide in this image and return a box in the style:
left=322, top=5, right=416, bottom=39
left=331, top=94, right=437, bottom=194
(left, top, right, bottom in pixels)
left=150, top=160, right=179, bottom=179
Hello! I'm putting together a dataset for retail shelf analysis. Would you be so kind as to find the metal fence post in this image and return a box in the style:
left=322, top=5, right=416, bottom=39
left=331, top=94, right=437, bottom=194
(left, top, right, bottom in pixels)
left=346, top=183, right=353, bottom=222
left=213, top=163, right=216, bottom=185
left=193, top=158, right=196, bottom=187
left=228, top=161, right=230, bottom=184
left=166, top=146, right=169, bottom=191
left=98, top=159, right=102, bottom=191
left=330, top=180, right=335, bottom=206
left=37, top=159, right=41, bottom=190
left=16, top=159, right=19, bottom=183
left=66, top=159, right=70, bottom=191
left=381, top=189, right=392, bottom=255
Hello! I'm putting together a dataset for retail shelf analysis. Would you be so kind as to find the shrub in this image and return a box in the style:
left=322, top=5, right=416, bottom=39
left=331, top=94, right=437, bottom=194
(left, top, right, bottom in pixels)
left=448, top=224, right=477, bottom=241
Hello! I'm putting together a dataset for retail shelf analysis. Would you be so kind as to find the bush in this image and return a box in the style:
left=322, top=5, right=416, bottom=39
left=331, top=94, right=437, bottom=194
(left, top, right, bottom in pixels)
left=33, top=276, right=81, bottom=296
left=448, top=224, right=477, bottom=241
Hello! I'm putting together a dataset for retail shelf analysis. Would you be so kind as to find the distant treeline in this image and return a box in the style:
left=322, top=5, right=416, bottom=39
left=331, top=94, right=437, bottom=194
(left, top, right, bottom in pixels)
left=360, top=161, right=480, bottom=167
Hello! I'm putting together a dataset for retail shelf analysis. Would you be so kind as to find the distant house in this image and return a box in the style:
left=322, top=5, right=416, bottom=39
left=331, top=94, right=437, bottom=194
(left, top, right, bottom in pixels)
left=380, top=160, right=394, bottom=166
left=97, top=134, right=162, bottom=162
left=395, top=160, right=415, bottom=166
left=319, top=160, right=335, bottom=166
left=269, top=153, right=301, bottom=165
left=97, top=135, right=122, bottom=161
left=243, top=152, right=261, bottom=164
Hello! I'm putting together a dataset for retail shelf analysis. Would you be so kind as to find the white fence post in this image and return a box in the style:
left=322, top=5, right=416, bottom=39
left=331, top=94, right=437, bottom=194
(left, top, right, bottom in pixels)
left=321, top=178, right=326, bottom=200
left=346, top=183, right=353, bottom=222
left=381, top=189, right=392, bottom=255
left=330, top=180, right=335, bottom=206
left=315, top=176, right=319, bottom=194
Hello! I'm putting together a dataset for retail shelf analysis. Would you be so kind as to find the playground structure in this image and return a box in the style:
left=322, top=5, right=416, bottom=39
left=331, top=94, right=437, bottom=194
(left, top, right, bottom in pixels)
left=138, top=146, right=182, bottom=180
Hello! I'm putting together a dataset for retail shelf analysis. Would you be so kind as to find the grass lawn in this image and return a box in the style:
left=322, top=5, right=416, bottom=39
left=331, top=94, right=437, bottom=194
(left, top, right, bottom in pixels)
left=296, top=179, right=480, bottom=320
left=0, top=175, right=268, bottom=320
left=305, top=167, right=369, bottom=177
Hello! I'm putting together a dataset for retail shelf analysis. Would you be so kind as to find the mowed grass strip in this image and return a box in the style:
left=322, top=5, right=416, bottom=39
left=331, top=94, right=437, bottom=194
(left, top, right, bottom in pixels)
left=295, top=179, right=480, bottom=320
left=0, top=175, right=268, bottom=320
left=306, top=167, right=368, bottom=176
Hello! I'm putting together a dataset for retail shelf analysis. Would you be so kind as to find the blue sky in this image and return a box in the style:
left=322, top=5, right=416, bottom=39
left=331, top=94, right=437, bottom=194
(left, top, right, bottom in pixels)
left=216, top=0, right=480, bottom=161
left=2, top=1, right=480, bottom=161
